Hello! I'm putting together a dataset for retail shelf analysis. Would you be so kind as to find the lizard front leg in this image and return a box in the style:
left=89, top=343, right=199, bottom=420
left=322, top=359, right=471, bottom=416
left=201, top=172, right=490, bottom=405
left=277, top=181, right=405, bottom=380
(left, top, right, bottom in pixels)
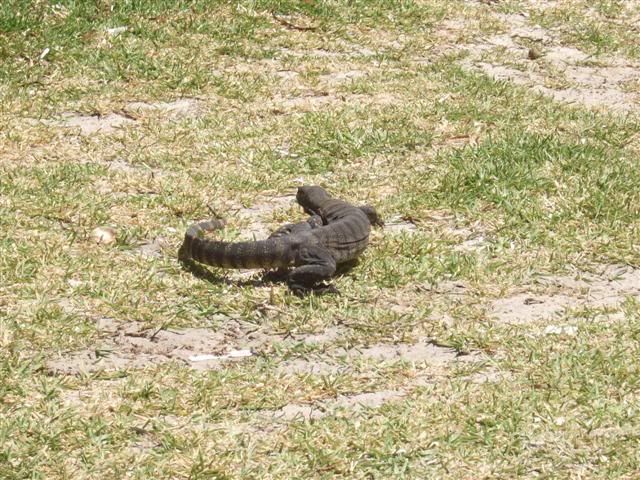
left=288, top=246, right=337, bottom=295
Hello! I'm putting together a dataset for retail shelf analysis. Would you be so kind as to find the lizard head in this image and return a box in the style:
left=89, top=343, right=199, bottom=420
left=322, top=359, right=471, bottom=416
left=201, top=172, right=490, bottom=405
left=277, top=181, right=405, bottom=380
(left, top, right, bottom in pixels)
left=296, top=185, right=330, bottom=212
left=359, top=205, right=384, bottom=227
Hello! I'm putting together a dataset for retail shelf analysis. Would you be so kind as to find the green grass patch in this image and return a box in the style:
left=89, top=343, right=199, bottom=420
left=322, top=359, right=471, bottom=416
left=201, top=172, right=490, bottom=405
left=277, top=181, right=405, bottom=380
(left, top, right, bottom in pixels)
left=2, top=0, right=640, bottom=478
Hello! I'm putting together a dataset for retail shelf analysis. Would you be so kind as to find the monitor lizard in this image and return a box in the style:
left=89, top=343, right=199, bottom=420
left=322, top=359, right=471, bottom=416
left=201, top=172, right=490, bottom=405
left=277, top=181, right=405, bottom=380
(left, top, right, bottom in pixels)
left=178, top=185, right=382, bottom=294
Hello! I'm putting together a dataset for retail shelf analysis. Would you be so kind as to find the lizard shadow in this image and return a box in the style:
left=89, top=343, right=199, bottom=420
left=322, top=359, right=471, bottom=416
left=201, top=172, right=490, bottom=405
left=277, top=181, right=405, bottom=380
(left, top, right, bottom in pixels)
left=179, top=258, right=269, bottom=288
left=179, top=257, right=359, bottom=292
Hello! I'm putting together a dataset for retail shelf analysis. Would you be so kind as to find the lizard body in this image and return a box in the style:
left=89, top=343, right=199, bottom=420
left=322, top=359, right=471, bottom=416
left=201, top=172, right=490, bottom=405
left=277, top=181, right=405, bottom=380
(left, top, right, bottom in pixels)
left=178, top=186, right=382, bottom=293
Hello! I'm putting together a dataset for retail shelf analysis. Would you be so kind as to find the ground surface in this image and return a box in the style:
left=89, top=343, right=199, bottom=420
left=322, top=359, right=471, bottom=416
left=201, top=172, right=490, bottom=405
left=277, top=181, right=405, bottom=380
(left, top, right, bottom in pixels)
left=2, top=1, right=640, bottom=478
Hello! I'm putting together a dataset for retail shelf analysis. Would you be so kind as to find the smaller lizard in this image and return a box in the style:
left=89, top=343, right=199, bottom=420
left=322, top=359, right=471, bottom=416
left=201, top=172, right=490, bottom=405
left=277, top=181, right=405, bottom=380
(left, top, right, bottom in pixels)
left=179, top=186, right=382, bottom=294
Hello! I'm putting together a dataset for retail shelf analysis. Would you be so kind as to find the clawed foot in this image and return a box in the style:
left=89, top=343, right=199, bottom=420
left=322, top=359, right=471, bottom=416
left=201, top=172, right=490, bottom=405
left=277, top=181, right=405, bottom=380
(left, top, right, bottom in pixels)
left=289, top=283, right=341, bottom=297
left=261, top=268, right=290, bottom=283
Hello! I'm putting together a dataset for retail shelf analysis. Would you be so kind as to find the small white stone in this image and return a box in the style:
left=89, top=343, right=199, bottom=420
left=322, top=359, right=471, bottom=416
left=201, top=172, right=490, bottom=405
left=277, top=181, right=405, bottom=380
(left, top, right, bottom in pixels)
left=544, top=325, right=578, bottom=336
left=91, top=227, right=117, bottom=245
left=189, top=354, right=220, bottom=362
left=189, top=349, right=253, bottom=362
left=227, top=349, right=252, bottom=358
left=106, top=26, right=128, bottom=36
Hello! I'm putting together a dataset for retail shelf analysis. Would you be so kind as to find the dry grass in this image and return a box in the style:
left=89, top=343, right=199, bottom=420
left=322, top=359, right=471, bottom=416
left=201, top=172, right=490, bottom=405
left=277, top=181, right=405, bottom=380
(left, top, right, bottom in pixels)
left=2, top=1, right=640, bottom=478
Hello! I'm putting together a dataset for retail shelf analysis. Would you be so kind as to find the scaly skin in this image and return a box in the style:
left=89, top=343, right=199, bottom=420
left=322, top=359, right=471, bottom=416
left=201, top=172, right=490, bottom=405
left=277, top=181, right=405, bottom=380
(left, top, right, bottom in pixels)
left=178, top=186, right=382, bottom=293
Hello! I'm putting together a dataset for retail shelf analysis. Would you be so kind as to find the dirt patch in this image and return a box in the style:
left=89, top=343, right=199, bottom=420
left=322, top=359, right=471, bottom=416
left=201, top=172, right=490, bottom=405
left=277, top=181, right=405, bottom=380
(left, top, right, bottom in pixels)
left=561, top=65, right=637, bottom=88
left=490, top=293, right=574, bottom=324
left=543, top=45, right=589, bottom=64
left=47, top=112, right=134, bottom=135
left=273, top=69, right=300, bottom=81
left=297, top=325, right=345, bottom=344
left=270, top=91, right=399, bottom=113
left=41, top=99, right=202, bottom=136
left=124, top=98, right=203, bottom=119
left=449, top=13, right=640, bottom=112
left=443, top=221, right=490, bottom=252
left=490, top=265, right=640, bottom=325
left=355, top=341, right=476, bottom=364
left=384, top=216, right=418, bottom=234
left=319, top=69, right=367, bottom=86
left=46, top=319, right=347, bottom=375
left=533, top=84, right=633, bottom=112
left=194, top=192, right=297, bottom=250
left=48, top=320, right=250, bottom=375
left=422, top=279, right=469, bottom=296
left=466, top=369, right=511, bottom=384
left=94, top=316, right=119, bottom=333
left=271, top=403, right=325, bottom=421
left=269, top=362, right=503, bottom=421
left=510, top=25, right=551, bottom=43
left=277, top=358, right=343, bottom=375
left=107, top=159, right=138, bottom=173
left=232, top=193, right=297, bottom=239
left=453, top=234, right=487, bottom=252
left=272, top=91, right=338, bottom=111
left=376, top=278, right=469, bottom=318
left=135, top=236, right=169, bottom=258
left=270, top=389, right=406, bottom=421
left=277, top=46, right=376, bottom=59
left=468, top=60, right=528, bottom=81
left=278, top=331, right=480, bottom=376
left=332, top=390, right=405, bottom=410
left=537, top=264, right=640, bottom=308
left=420, top=212, right=491, bottom=253
left=47, top=324, right=232, bottom=374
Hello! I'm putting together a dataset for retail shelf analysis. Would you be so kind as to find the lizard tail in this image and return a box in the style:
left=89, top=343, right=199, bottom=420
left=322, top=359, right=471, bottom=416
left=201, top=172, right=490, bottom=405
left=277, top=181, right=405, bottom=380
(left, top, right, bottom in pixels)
left=178, top=219, right=295, bottom=269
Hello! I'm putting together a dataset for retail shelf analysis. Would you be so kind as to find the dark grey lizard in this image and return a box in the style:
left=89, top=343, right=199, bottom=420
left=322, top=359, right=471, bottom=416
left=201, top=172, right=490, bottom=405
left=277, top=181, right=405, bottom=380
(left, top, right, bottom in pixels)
left=178, top=186, right=382, bottom=293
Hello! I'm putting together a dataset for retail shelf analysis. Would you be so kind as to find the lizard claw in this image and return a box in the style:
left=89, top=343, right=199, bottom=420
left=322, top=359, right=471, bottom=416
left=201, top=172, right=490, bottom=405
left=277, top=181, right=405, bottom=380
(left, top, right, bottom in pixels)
left=314, top=284, right=341, bottom=296
left=289, top=283, right=340, bottom=297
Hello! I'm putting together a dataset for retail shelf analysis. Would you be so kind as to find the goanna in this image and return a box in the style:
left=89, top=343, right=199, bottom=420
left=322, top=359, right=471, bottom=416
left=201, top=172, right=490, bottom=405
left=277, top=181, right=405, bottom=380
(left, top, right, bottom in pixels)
left=178, top=185, right=382, bottom=294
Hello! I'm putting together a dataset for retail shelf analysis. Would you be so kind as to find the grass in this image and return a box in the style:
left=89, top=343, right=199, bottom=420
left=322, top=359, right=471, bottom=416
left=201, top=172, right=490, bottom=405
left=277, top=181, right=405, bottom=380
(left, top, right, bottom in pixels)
left=528, top=0, right=640, bottom=59
left=2, top=1, right=640, bottom=479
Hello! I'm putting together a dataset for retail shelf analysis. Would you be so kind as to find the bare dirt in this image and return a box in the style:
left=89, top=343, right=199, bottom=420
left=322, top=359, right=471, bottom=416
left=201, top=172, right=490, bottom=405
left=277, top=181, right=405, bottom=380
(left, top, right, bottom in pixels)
left=355, top=342, right=476, bottom=364
left=271, top=91, right=399, bottom=113
left=270, top=389, right=407, bottom=421
left=46, top=112, right=135, bottom=135
left=442, top=13, right=639, bottom=112
left=490, top=265, right=640, bottom=325
left=47, top=317, right=478, bottom=375
left=123, top=98, right=203, bottom=119
left=491, top=293, right=576, bottom=325
left=384, top=216, right=419, bottom=234
left=41, top=98, right=203, bottom=135
left=231, top=193, right=297, bottom=239
left=47, top=317, right=277, bottom=374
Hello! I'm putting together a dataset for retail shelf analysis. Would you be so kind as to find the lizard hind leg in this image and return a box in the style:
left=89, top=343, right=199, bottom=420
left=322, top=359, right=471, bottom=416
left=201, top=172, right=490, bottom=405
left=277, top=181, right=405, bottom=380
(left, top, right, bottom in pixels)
left=263, top=214, right=325, bottom=283
left=268, top=214, right=324, bottom=239
left=288, top=246, right=337, bottom=296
